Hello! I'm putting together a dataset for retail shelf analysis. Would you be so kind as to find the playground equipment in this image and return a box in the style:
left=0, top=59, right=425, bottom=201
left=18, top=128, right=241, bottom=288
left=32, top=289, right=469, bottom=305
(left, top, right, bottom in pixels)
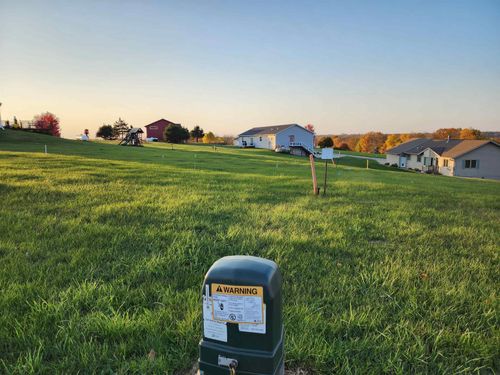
left=119, top=128, right=143, bottom=146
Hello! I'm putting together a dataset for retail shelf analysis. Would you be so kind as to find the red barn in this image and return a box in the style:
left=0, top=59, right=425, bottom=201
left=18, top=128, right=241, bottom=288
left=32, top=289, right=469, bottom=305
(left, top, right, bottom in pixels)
left=144, top=119, right=181, bottom=141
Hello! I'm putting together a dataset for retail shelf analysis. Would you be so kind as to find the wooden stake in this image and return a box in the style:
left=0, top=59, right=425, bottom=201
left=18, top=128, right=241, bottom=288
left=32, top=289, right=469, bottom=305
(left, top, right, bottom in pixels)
left=309, top=154, right=318, bottom=195
left=323, top=160, right=328, bottom=195
left=366, top=159, right=369, bottom=169
left=44, top=145, right=47, bottom=154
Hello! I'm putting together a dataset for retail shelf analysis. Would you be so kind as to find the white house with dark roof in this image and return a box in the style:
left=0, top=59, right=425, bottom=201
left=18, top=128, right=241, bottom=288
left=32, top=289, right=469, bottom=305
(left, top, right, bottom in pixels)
left=234, top=124, right=315, bottom=156
left=386, top=138, right=500, bottom=179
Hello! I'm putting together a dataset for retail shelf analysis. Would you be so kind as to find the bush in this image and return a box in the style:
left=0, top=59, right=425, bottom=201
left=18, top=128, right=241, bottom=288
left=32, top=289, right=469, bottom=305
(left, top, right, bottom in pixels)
left=391, top=163, right=398, bottom=168
left=96, top=125, right=116, bottom=140
left=318, top=137, right=333, bottom=148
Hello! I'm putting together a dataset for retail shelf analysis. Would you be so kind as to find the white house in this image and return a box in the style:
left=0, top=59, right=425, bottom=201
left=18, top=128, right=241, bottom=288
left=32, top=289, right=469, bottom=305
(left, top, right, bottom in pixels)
left=386, top=138, right=500, bottom=179
left=234, top=124, right=315, bottom=156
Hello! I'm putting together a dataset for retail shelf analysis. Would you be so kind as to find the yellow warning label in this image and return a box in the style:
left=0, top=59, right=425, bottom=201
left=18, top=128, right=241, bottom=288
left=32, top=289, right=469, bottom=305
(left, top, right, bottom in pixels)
left=211, top=283, right=264, bottom=324
left=212, top=283, right=263, bottom=297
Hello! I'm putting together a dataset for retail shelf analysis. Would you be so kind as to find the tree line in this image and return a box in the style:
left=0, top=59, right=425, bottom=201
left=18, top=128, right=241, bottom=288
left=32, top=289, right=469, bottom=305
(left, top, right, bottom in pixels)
left=3, top=112, right=61, bottom=137
left=317, top=127, right=497, bottom=154
left=96, top=120, right=233, bottom=144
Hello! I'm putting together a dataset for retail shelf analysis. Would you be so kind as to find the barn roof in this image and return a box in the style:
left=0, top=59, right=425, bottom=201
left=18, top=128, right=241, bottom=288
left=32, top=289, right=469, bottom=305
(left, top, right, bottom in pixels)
left=238, top=124, right=311, bottom=137
left=145, top=118, right=180, bottom=127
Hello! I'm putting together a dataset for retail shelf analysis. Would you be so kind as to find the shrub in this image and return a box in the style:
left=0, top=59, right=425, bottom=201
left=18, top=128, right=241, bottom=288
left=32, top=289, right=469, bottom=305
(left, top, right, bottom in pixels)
left=164, top=124, right=190, bottom=143
left=318, top=137, right=333, bottom=148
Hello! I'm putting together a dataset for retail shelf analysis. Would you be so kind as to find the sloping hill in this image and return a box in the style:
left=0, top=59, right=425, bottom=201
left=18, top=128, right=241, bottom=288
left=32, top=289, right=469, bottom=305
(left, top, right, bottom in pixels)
left=0, top=130, right=499, bottom=373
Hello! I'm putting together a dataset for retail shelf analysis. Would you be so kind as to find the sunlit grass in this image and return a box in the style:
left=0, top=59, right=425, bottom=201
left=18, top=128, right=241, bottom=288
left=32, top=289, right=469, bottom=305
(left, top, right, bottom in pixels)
left=0, top=130, right=498, bottom=374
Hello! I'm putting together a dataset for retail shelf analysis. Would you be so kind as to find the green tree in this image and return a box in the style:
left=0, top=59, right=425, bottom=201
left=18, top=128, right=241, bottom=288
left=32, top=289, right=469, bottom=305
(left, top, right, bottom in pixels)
left=164, top=123, right=190, bottom=143
left=190, top=126, right=204, bottom=142
left=96, top=124, right=116, bottom=140
left=113, top=118, right=129, bottom=139
left=318, top=136, right=333, bottom=148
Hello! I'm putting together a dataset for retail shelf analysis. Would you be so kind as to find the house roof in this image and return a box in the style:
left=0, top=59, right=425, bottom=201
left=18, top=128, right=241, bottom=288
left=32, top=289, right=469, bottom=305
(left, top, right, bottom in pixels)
left=441, top=140, right=497, bottom=158
left=387, top=138, right=498, bottom=158
left=238, top=124, right=311, bottom=137
left=387, top=138, right=461, bottom=156
left=145, top=118, right=179, bottom=127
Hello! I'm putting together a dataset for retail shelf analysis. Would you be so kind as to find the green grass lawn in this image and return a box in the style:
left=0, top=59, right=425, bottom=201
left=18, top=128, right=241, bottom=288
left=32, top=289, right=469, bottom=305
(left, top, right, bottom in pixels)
left=333, top=149, right=387, bottom=159
left=1, top=130, right=499, bottom=374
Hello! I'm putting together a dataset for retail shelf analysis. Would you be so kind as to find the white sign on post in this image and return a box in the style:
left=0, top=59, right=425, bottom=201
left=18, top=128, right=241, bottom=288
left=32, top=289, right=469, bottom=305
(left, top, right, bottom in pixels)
left=321, top=148, right=334, bottom=160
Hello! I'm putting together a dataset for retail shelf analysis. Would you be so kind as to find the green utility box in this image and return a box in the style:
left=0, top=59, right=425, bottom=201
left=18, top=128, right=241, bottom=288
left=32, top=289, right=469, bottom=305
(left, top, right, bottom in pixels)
left=198, top=256, right=284, bottom=375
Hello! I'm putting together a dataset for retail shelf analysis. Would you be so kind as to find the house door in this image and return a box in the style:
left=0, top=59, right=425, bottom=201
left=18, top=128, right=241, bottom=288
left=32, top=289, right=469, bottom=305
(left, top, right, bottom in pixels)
left=399, top=156, right=407, bottom=168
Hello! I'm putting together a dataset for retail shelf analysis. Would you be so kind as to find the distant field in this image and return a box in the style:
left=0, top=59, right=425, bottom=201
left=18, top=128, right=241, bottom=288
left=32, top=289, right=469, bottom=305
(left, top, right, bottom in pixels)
left=0, top=130, right=499, bottom=374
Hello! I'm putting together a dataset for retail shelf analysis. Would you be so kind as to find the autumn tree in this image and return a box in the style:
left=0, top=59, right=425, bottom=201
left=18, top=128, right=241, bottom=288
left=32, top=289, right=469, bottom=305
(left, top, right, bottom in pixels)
left=113, top=118, right=130, bottom=139
left=305, top=124, right=315, bottom=133
left=190, top=125, right=205, bottom=142
left=459, top=128, right=482, bottom=140
left=332, top=136, right=342, bottom=148
left=96, top=124, right=116, bottom=140
left=164, top=123, right=190, bottom=143
left=382, top=134, right=402, bottom=152
left=34, top=112, right=61, bottom=137
left=337, top=142, right=349, bottom=150
left=357, top=132, right=386, bottom=153
left=318, top=136, right=333, bottom=148
left=433, top=128, right=461, bottom=139
left=202, top=132, right=217, bottom=144
left=345, top=136, right=361, bottom=151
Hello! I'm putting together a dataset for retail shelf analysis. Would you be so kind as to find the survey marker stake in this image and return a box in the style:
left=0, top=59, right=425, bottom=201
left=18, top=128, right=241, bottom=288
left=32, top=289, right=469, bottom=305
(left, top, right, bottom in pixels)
left=309, top=154, right=319, bottom=195
left=323, top=160, right=328, bottom=195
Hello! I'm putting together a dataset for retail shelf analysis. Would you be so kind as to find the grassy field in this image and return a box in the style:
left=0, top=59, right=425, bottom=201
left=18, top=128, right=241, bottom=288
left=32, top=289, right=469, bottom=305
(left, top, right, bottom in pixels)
left=0, top=130, right=499, bottom=374
left=333, top=149, right=387, bottom=159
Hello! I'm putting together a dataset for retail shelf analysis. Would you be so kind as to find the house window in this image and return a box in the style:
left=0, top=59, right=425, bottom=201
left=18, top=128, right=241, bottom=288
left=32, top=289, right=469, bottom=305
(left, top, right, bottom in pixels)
left=259, top=136, right=262, bottom=141
left=149, top=126, right=158, bottom=130
left=443, top=159, right=449, bottom=167
left=417, top=155, right=422, bottom=162
left=407, top=155, right=412, bottom=161
left=464, top=160, right=478, bottom=168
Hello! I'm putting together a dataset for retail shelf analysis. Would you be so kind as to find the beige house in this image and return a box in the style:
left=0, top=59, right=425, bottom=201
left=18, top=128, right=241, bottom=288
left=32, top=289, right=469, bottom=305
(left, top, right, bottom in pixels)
left=386, top=139, right=500, bottom=180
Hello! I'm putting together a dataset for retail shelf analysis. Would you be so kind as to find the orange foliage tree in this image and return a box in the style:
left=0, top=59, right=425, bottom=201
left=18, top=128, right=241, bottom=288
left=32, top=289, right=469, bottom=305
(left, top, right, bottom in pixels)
left=459, top=128, right=482, bottom=139
left=357, top=132, right=386, bottom=153
left=433, top=128, right=461, bottom=139
left=382, top=134, right=402, bottom=152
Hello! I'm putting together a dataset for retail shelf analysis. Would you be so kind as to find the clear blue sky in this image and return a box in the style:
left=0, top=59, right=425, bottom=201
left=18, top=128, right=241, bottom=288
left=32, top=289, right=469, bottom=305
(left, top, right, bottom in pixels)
left=1, top=0, right=499, bottom=137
